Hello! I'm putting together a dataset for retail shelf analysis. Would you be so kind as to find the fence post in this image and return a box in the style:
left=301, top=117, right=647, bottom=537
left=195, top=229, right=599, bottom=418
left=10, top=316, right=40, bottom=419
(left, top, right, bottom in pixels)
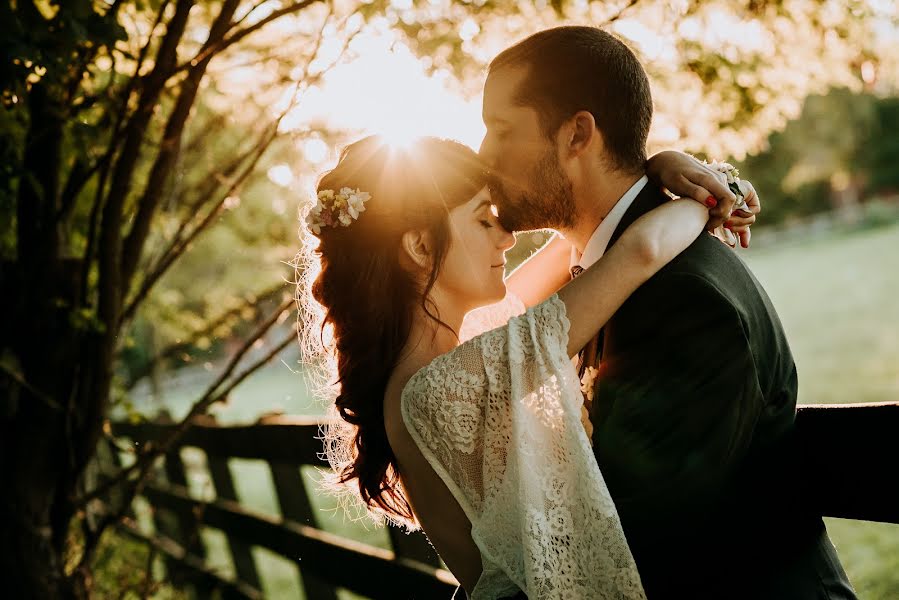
left=204, top=415, right=263, bottom=591
left=269, top=461, right=339, bottom=600
left=387, top=526, right=442, bottom=568
left=154, top=411, right=208, bottom=591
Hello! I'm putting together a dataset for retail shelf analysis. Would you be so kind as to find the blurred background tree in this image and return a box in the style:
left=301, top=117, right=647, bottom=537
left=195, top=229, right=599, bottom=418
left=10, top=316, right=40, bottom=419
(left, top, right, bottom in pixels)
left=0, top=0, right=896, bottom=597
left=734, top=90, right=899, bottom=224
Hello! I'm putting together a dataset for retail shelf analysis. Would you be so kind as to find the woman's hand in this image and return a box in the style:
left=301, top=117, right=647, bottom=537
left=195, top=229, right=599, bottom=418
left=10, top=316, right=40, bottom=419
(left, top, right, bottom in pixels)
left=646, top=150, right=738, bottom=229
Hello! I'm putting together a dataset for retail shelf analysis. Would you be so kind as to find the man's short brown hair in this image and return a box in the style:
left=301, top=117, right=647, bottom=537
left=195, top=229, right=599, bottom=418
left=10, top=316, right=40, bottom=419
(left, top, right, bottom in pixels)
left=489, top=26, right=652, bottom=174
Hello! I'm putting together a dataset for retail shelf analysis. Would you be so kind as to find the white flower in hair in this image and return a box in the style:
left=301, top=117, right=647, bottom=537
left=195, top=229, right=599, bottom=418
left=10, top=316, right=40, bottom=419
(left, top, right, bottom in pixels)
left=346, top=190, right=368, bottom=219
left=306, top=187, right=371, bottom=234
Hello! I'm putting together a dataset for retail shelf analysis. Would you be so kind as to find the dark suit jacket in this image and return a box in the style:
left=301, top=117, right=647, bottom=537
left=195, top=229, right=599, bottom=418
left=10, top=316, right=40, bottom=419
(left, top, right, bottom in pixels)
left=590, top=183, right=856, bottom=599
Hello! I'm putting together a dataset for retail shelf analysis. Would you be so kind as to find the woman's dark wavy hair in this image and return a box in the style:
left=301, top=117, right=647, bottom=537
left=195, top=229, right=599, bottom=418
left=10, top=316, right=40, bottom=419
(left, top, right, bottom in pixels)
left=297, top=135, right=489, bottom=526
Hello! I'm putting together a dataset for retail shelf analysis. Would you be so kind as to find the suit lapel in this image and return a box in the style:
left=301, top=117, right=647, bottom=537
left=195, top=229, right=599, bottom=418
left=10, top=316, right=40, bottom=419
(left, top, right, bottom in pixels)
left=594, top=183, right=668, bottom=363
left=605, top=181, right=669, bottom=252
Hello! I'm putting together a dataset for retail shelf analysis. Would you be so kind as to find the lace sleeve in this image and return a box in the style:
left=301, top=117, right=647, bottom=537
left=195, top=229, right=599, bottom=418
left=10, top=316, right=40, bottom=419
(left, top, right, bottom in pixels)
left=401, top=294, right=646, bottom=600
left=458, top=291, right=526, bottom=342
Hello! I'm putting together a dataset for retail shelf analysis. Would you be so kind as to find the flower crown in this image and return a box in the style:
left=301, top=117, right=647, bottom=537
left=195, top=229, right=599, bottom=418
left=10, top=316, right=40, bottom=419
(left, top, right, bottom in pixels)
left=306, top=187, right=371, bottom=234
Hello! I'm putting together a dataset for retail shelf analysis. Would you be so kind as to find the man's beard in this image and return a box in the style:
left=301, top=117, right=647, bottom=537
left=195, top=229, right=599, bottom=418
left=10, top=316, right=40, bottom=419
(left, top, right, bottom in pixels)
left=490, top=148, right=577, bottom=233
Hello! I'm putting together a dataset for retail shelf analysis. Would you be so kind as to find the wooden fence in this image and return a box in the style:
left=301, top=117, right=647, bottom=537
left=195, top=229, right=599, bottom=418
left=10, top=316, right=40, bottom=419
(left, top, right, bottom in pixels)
left=102, top=401, right=899, bottom=599
left=102, top=414, right=458, bottom=600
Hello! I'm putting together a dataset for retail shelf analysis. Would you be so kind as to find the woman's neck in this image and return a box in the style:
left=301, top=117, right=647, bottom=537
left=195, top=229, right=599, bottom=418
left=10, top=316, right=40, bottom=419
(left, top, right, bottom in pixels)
left=401, top=294, right=467, bottom=367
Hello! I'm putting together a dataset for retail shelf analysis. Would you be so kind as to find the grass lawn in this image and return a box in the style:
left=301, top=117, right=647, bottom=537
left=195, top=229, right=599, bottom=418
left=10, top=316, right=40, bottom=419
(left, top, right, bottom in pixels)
left=743, top=221, right=899, bottom=406
left=128, top=221, right=899, bottom=598
left=742, top=221, right=899, bottom=599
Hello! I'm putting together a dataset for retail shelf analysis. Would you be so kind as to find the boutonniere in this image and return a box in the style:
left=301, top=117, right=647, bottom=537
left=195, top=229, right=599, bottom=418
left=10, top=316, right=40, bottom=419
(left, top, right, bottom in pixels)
left=579, top=366, right=599, bottom=403
left=579, top=366, right=598, bottom=444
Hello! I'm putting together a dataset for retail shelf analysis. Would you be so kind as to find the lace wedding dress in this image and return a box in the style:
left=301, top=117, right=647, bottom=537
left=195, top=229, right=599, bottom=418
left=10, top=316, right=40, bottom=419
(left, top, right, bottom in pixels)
left=401, top=293, right=646, bottom=599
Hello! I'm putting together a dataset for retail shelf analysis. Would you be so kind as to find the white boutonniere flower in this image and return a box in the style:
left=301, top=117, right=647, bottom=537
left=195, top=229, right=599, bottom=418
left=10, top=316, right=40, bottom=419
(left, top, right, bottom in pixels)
left=579, top=366, right=599, bottom=403
left=579, top=366, right=598, bottom=444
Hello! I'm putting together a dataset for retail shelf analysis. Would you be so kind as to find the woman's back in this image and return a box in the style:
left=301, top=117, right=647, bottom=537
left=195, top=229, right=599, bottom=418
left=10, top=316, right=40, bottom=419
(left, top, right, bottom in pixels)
left=384, top=362, right=483, bottom=591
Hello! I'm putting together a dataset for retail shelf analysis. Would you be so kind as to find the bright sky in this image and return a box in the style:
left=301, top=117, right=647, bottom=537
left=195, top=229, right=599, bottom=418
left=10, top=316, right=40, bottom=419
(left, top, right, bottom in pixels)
left=284, top=31, right=487, bottom=167
left=280, top=7, right=753, bottom=163
left=265, top=3, right=898, bottom=188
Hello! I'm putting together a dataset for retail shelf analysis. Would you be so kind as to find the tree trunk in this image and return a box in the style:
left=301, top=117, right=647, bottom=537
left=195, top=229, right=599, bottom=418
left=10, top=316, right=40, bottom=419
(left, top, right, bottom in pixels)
left=1, top=79, right=103, bottom=600
left=0, top=258, right=87, bottom=599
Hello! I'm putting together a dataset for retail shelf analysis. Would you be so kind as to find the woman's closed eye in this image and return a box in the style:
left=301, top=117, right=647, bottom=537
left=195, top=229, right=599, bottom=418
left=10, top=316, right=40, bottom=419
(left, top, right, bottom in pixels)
left=479, top=204, right=503, bottom=229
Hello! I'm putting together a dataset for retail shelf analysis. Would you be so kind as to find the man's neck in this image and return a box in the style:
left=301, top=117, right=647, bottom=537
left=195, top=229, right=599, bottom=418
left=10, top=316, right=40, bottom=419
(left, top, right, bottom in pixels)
left=561, top=169, right=645, bottom=254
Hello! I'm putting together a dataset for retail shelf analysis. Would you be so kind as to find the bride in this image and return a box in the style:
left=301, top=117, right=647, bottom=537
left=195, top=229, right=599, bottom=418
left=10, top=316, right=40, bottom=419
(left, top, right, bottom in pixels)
left=295, top=135, right=755, bottom=599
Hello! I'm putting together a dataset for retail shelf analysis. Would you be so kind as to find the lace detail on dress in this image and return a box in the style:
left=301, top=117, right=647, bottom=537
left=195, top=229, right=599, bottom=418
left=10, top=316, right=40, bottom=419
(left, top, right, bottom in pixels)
left=401, top=294, right=646, bottom=600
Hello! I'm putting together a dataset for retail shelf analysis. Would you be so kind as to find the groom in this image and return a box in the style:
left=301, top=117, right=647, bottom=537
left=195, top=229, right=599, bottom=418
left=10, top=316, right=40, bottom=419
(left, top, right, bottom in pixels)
left=480, top=26, right=856, bottom=599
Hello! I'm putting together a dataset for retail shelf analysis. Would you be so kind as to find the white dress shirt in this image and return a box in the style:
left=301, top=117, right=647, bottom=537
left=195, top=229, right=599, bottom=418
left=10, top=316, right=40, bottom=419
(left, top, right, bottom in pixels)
left=570, top=175, right=649, bottom=272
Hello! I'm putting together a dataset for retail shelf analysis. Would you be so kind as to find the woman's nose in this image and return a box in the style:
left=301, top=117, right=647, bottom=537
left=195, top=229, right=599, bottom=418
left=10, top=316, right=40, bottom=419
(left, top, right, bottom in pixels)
left=497, top=227, right=515, bottom=251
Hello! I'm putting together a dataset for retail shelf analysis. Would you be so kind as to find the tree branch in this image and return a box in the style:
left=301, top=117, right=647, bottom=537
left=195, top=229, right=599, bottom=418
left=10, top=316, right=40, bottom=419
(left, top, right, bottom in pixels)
left=120, top=1, right=349, bottom=325
left=0, top=361, right=64, bottom=412
left=76, top=0, right=344, bottom=530
left=77, top=5, right=195, bottom=559
left=174, top=0, right=323, bottom=75
left=119, top=0, right=241, bottom=306
left=140, top=543, right=158, bottom=599
left=97, top=0, right=193, bottom=334
left=79, top=323, right=297, bottom=568
left=57, top=158, right=91, bottom=223
left=601, top=0, right=642, bottom=25
left=116, top=12, right=345, bottom=387
left=118, top=120, right=275, bottom=327
left=79, top=0, right=173, bottom=306
left=74, top=296, right=294, bottom=515
left=231, top=0, right=276, bottom=29
left=123, top=280, right=288, bottom=388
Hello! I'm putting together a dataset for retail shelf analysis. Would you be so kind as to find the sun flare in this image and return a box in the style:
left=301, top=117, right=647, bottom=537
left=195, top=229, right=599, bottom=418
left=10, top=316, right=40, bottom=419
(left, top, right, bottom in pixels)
left=285, top=32, right=486, bottom=159
left=379, top=128, right=424, bottom=152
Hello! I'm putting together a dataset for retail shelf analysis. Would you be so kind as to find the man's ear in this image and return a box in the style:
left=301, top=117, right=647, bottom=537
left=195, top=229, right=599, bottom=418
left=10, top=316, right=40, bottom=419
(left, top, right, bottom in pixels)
left=400, top=229, right=433, bottom=269
left=559, top=110, right=598, bottom=159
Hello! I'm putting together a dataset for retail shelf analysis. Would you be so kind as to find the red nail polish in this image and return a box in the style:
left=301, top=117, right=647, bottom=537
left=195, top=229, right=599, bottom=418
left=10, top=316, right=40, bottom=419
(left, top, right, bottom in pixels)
left=705, top=196, right=717, bottom=208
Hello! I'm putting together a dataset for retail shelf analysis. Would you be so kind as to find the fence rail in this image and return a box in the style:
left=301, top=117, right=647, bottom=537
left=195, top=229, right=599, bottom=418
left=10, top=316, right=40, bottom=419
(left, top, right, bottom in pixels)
left=104, top=401, right=899, bottom=598
left=104, top=414, right=455, bottom=599
left=794, top=402, right=899, bottom=524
